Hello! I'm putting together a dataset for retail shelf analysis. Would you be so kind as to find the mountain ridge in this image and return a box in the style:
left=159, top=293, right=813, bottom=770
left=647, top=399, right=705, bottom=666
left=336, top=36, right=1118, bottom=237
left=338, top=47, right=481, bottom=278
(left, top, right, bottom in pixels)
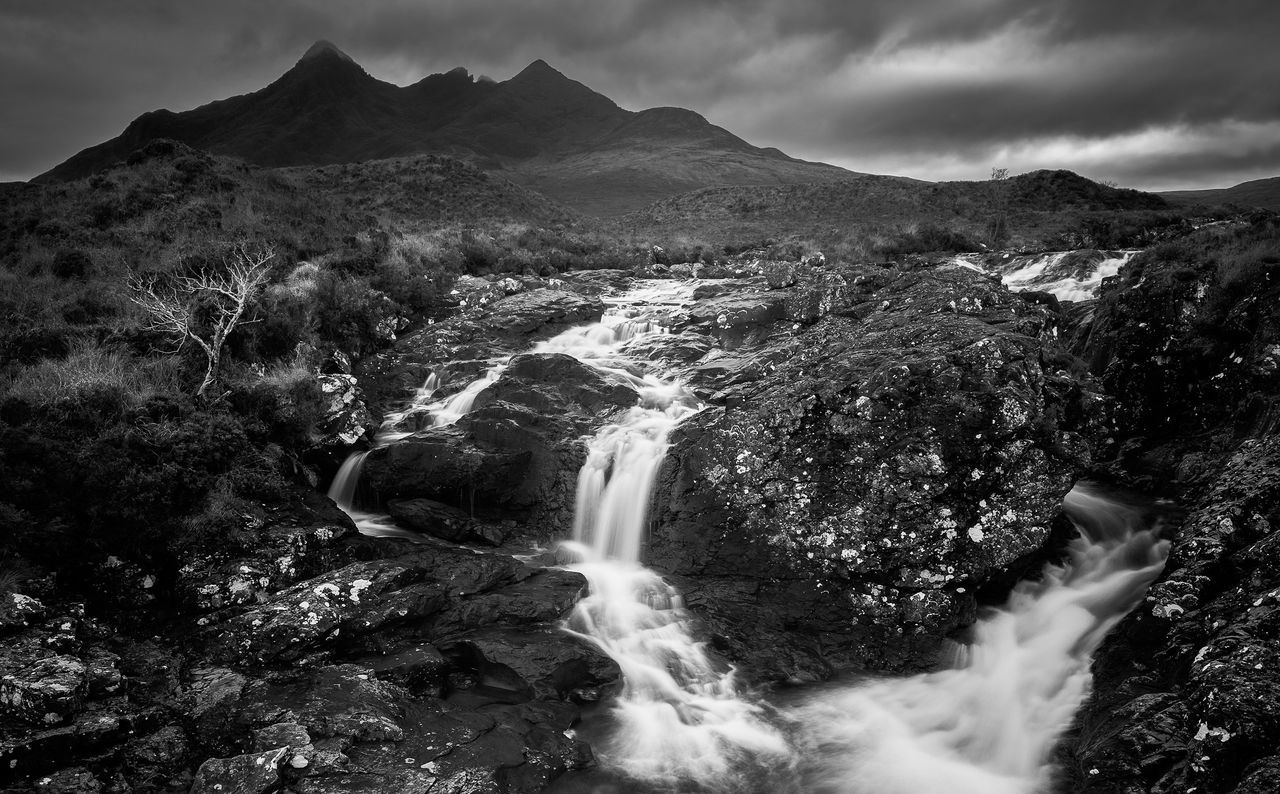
left=36, top=41, right=852, bottom=215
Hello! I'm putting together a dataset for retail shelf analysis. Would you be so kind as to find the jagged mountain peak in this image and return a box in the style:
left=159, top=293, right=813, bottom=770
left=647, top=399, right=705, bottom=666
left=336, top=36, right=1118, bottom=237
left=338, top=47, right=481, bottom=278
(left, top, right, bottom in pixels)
left=300, top=40, right=355, bottom=65
left=35, top=46, right=852, bottom=213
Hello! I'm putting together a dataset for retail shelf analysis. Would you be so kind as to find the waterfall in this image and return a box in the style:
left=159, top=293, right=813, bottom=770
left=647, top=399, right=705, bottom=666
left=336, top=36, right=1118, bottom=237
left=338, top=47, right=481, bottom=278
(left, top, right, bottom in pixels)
left=562, top=335, right=791, bottom=789
left=326, top=281, right=695, bottom=536
left=326, top=450, right=368, bottom=511
left=790, top=483, right=1170, bottom=794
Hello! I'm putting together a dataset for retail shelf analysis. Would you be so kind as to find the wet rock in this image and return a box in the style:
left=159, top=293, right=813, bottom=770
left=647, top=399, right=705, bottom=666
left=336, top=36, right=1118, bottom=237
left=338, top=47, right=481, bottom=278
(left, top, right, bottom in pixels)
left=190, top=747, right=287, bottom=794
left=429, top=569, right=586, bottom=639
left=365, top=398, right=587, bottom=534
left=553, top=269, right=632, bottom=296
left=442, top=627, right=620, bottom=701
left=682, top=291, right=786, bottom=347
left=188, top=666, right=247, bottom=751
left=479, top=289, right=604, bottom=335
left=363, top=428, right=542, bottom=513
left=386, top=498, right=475, bottom=542
left=654, top=267, right=1094, bottom=678
left=479, top=353, right=638, bottom=416
left=359, top=644, right=449, bottom=694
left=0, top=706, right=166, bottom=784
left=236, top=665, right=409, bottom=743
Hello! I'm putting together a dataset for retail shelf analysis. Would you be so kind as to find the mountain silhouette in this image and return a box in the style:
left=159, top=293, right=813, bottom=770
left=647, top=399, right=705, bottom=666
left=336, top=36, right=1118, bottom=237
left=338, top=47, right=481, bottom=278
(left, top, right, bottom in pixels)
left=38, top=42, right=851, bottom=215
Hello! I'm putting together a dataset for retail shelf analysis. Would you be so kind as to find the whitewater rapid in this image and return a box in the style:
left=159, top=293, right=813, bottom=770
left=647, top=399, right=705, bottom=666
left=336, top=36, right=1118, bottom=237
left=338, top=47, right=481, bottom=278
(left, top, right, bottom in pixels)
left=955, top=250, right=1139, bottom=302
left=789, top=484, right=1170, bottom=793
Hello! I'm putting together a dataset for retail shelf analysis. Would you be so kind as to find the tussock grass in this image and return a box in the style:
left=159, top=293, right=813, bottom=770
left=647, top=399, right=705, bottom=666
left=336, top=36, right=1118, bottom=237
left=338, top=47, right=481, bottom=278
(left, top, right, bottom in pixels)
left=2, top=340, right=183, bottom=413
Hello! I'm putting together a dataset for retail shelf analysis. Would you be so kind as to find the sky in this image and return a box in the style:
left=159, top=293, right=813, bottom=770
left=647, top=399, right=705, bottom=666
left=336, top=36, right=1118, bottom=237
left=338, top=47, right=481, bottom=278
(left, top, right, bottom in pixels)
left=3, top=0, right=1279, bottom=189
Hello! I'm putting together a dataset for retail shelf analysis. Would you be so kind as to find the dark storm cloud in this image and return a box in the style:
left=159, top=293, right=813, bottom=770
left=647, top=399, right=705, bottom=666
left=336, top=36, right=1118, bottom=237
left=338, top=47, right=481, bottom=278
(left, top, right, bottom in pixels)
left=1, top=0, right=1278, bottom=189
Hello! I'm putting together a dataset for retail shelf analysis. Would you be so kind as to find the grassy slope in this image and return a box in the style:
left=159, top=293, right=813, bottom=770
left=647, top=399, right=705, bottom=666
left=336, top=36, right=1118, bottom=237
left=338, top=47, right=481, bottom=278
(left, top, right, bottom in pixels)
left=621, top=170, right=1193, bottom=255
left=1161, top=176, right=1280, bottom=212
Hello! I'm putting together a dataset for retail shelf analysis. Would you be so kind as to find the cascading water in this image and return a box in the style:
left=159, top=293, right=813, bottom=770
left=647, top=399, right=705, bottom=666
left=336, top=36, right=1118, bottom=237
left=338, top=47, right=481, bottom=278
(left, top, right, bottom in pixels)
left=953, top=250, right=1139, bottom=302
left=560, top=326, right=791, bottom=788
left=789, top=483, right=1170, bottom=794
left=326, top=281, right=696, bottom=536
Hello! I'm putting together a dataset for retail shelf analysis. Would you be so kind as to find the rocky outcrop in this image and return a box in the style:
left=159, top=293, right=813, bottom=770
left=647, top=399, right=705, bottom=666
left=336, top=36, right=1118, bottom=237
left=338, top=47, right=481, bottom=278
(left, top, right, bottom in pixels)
left=1063, top=216, right=1280, bottom=794
left=176, top=491, right=361, bottom=613
left=654, top=266, right=1100, bottom=680
left=314, top=374, right=376, bottom=447
left=363, top=350, right=640, bottom=538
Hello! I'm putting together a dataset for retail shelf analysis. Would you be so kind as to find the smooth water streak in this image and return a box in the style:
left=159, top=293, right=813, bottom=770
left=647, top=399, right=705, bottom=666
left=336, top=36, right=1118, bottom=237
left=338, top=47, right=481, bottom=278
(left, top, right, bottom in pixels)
left=791, top=484, right=1170, bottom=794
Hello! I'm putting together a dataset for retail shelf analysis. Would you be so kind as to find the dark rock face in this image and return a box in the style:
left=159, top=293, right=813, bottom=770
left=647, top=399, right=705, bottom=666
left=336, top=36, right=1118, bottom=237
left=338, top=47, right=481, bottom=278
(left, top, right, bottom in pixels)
left=176, top=492, right=360, bottom=613
left=654, top=266, right=1099, bottom=679
left=1064, top=217, right=1280, bottom=794
left=364, top=349, right=639, bottom=539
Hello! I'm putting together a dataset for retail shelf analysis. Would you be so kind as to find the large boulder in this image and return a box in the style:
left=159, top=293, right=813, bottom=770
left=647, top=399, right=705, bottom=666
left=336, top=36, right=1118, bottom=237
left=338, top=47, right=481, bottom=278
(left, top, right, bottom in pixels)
left=652, top=266, right=1099, bottom=680
left=364, top=351, right=639, bottom=537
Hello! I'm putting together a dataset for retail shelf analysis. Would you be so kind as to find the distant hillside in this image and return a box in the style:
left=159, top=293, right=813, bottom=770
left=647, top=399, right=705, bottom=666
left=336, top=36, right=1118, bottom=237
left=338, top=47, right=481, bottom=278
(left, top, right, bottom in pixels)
left=1161, top=176, right=1280, bottom=211
left=36, top=41, right=851, bottom=216
left=624, top=169, right=1182, bottom=254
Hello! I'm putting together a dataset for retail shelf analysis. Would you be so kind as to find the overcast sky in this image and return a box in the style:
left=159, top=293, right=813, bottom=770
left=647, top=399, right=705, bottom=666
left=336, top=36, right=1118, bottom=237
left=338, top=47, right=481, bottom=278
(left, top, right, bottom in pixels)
left=3, top=0, right=1278, bottom=189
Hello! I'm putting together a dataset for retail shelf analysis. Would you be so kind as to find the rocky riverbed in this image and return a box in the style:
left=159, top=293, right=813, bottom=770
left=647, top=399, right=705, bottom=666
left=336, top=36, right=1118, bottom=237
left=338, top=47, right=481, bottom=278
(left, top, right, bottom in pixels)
left=4, top=230, right=1276, bottom=792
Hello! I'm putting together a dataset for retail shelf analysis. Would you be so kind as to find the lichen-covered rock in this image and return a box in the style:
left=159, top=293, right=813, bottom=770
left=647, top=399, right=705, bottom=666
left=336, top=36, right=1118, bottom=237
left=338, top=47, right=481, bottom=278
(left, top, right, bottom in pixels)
left=0, top=653, right=87, bottom=726
left=177, top=494, right=359, bottom=614
left=762, top=261, right=798, bottom=288
left=315, top=374, right=376, bottom=447
left=0, top=593, right=46, bottom=636
left=190, top=747, right=287, bottom=794
left=653, top=266, right=1095, bottom=678
left=210, top=560, right=447, bottom=665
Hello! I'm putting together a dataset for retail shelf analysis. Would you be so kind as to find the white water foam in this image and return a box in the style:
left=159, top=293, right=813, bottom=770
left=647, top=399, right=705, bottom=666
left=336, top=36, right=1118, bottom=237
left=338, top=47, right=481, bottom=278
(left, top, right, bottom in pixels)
left=791, top=484, right=1169, bottom=794
left=561, top=290, right=791, bottom=789
left=951, top=250, right=1138, bottom=302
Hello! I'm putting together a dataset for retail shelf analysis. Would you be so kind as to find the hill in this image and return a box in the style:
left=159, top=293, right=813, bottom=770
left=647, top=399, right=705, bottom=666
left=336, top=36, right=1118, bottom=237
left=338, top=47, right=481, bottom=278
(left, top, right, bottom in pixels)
left=1161, top=176, right=1280, bottom=211
left=623, top=169, right=1190, bottom=256
left=36, top=41, right=851, bottom=216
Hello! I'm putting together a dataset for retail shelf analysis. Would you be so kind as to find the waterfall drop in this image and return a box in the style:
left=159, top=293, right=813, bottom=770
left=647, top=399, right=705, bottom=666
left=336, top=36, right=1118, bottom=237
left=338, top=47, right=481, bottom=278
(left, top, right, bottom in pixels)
left=561, top=315, right=792, bottom=789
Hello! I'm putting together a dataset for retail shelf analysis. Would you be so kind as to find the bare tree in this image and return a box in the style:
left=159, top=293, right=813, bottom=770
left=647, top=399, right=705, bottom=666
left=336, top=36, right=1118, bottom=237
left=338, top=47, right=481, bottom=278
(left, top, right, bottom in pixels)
left=130, top=244, right=275, bottom=398
left=991, top=167, right=1009, bottom=181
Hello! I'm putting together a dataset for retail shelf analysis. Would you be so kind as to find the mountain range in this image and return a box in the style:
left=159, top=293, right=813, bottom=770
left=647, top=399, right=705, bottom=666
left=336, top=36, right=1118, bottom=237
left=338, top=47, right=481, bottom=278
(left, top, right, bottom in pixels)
left=36, top=41, right=851, bottom=216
